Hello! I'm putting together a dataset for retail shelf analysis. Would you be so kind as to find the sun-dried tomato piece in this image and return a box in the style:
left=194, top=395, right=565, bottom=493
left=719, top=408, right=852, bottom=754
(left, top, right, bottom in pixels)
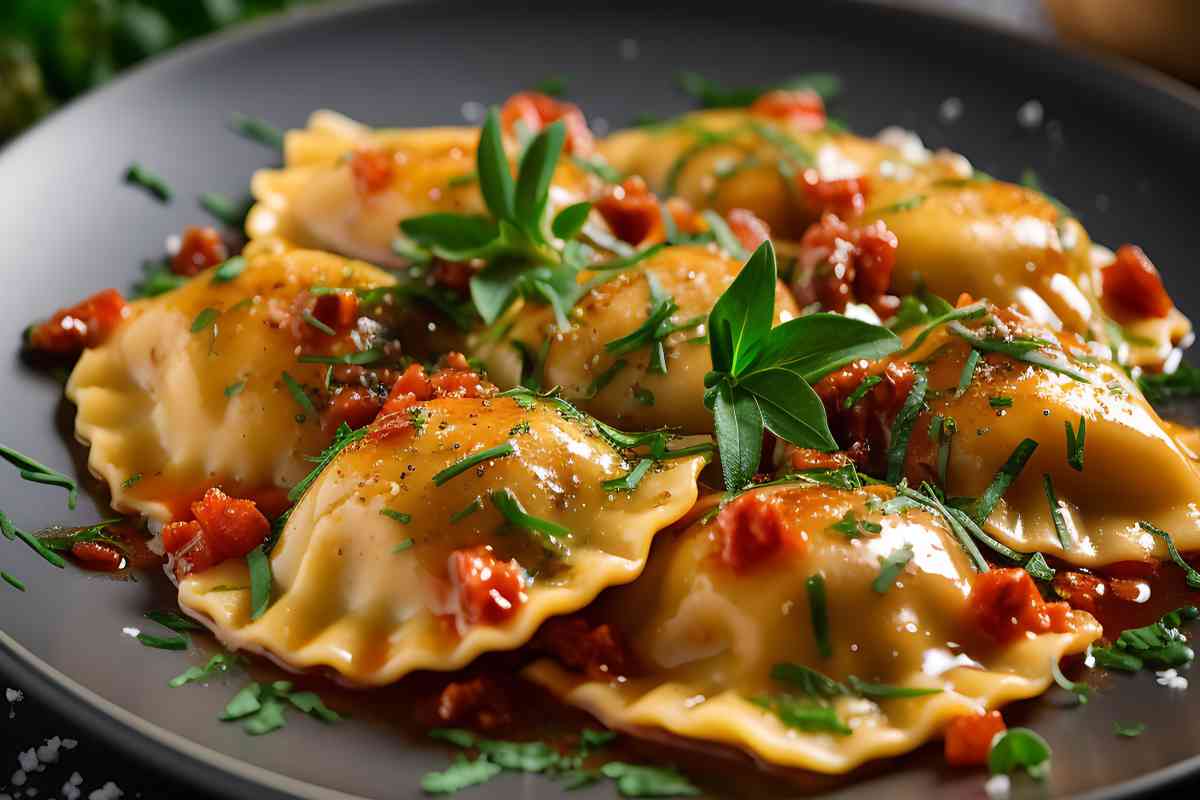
left=749, top=89, right=827, bottom=131
left=970, top=567, right=1073, bottom=643
left=793, top=213, right=898, bottom=316
left=447, top=545, right=527, bottom=630
left=322, top=387, right=384, bottom=433
left=163, top=488, right=269, bottom=578
left=71, top=541, right=124, bottom=572
left=536, top=616, right=630, bottom=680
left=26, top=288, right=127, bottom=356
left=788, top=447, right=851, bottom=472
left=171, top=226, right=228, bottom=277
left=716, top=491, right=798, bottom=571
left=725, top=208, right=771, bottom=252
left=800, top=169, right=869, bottom=219
left=1052, top=570, right=1105, bottom=615
left=311, top=291, right=359, bottom=332
left=1101, top=244, right=1173, bottom=319
left=500, top=91, right=594, bottom=156
left=349, top=147, right=395, bottom=196
left=595, top=176, right=662, bottom=246
left=944, top=710, right=1006, bottom=766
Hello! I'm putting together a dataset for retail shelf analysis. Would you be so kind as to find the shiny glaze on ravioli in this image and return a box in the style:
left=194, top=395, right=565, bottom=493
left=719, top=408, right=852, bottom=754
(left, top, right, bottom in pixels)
left=66, top=242, right=395, bottom=523
left=472, top=244, right=800, bottom=433
left=178, top=395, right=708, bottom=685
left=900, top=314, right=1200, bottom=567
left=247, top=110, right=595, bottom=268
left=526, top=484, right=1099, bottom=774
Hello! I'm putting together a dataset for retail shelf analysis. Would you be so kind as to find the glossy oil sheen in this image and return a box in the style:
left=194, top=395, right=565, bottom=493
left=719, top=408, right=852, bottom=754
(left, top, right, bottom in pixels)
left=0, top=1, right=1199, bottom=798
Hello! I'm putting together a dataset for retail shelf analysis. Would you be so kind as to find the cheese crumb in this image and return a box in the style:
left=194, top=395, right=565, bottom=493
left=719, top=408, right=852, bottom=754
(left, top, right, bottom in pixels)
left=1155, top=668, right=1189, bottom=690
left=985, top=774, right=1011, bottom=800
left=85, top=784, right=122, bottom=800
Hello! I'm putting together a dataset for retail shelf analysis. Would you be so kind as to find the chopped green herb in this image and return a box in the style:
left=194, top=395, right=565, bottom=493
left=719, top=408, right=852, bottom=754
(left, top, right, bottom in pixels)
left=829, top=510, right=881, bottom=538
left=586, top=359, right=627, bottom=398
left=751, top=694, right=850, bottom=735
left=701, top=210, right=748, bottom=260
left=896, top=484, right=988, bottom=573
left=600, top=762, right=701, bottom=797
left=988, top=727, right=1051, bottom=780
left=132, top=260, right=187, bottom=298
left=1090, top=606, right=1199, bottom=672
left=135, top=632, right=188, bottom=650
left=224, top=380, right=245, bottom=398
left=1114, top=722, right=1146, bottom=738
left=449, top=497, right=483, bottom=524
left=956, top=349, right=981, bottom=396
left=2, top=572, right=26, bottom=592
left=288, top=422, right=368, bottom=503
left=246, top=546, right=272, bottom=620
left=1024, top=552, right=1056, bottom=582
left=169, top=653, right=242, bottom=688
left=200, top=192, right=252, bottom=228
left=551, top=201, right=593, bottom=240
left=211, top=255, right=247, bottom=284
left=300, top=311, right=336, bottom=336
left=190, top=307, right=220, bottom=333
left=843, top=375, right=882, bottom=409
left=948, top=322, right=1090, bottom=382
left=380, top=509, right=412, bottom=525
left=280, top=371, right=315, bottom=422
left=296, top=347, right=386, bottom=366
left=1043, top=474, right=1073, bottom=551
left=0, top=444, right=78, bottom=510
left=872, top=545, right=914, bottom=594
left=570, top=154, right=623, bottom=184
left=896, top=301, right=988, bottom=357
left=633, top=386, right=655, bottom=406
left=145, top=610, right=202, bottom=632
left=229, top=112, right=284, bottom=151
left=392, top=538, right=415, bottom=553
left=1138, top=522, right=1200, bottom=589
left=806, top=574, right=832, bottom=658
left=219, top=680, right=340, bottom=736
left=1137, top=364, right=1200, bottom=404
left=885, top=364, right=928, bottom=483
left=870, top=195, right=926, bottom=215
left=490, top=489, right=570, bottom=551
left=124, top=162, right=172, bottom=202
left=602, top=458, right=653, bottom=493
left=122, top=472, right=143, bottom=488
left=973, top=438, right=1038, bottom=523
left=1065, top=416, right=1086, bottom=471
left=989, top=395, right=1013, bottom=409
left=422, top=755, right=502, bottom=794
left=433, top=442, right=515, bottom=486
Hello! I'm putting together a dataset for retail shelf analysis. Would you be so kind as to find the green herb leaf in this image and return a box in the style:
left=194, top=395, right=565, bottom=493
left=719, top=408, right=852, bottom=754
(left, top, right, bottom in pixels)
left=1138, top=522, right=1200, bottom=589
left=190, top=307, right=220, bottom=333
left=885, top=364, right=928, bottom=483
left=169, top=653, right=241, bottom=688
left=843, top=375, right=882, bottom=409
left=286, top=691, right=342, bottom=723
left=296, top=347, right=386, bottom=366
left=211, top=255, right=246, bottom=284
left=422, top=755, right=502, bottom=794
left=948, top=322, right=1090, bottom=382
left=124, top=162, right=172, bottom=202
left=989, top=395, right=1013, bottom=409
left=490, top=489, right=570, bottom=550
left=806, top=574, right=832, bottom=658
left=399, top=213, right=499, bottom=260
left=872, top=544, right=914, bottom=594
left=870, top=195, right=926, bottom=215
left=514, top=120, right=566, bottom=238
left=1065, top=416, right=1086, bottom=471
left=711, top=380, right=764, bottom=492
left=896, top=301, right=988, bottom=357
left=477, top=739, right=560, bottom=772
left=433, top=442, right=515, bottom=486
left=751, top=694, right=851, bottom=735
left=246, top=546, right=271, bottom=620
left=740, top=366, right=836, bottom=451
left=1138, top=364, right=1200, bottom=404
left=1089, top=606, right=1198, bottom=672
left=1114, top=722, right=1146, bottom=738
left=135, top=632, right=188, bottom=650
left=599, top=762, right=701, bottom=798
left=552, top=201, right=593, bottom=240
left=707, top=240, right=777, bottom=375
left=477, top=107, right=516, bottom=224
left=701, top=210, right=748, bottom=261
left=280, top=371, right=315, bottom=422
left=200, top=192, right=252, bottom=229
left=224, top=380, right=245, bottom=397
left=988, top=727, right=1051, bottom=780
left=973, top=438, right=1038, bottom=523
left=229, top=112, right=283, bottom=151
left=380, top=509, right=412, bottom=525
left=287, top=422, right=367, bottom=503
left=145, top=610, right=202, bottom=632
left=0, top=444, right=78, bottom=511
left=956, top=349, right=981, bottom=397
left=2, top=572, right=26, bottom=592
left=602, top=458, right=654, bottom=493
left=1043, top=474, right=1073, bottom=550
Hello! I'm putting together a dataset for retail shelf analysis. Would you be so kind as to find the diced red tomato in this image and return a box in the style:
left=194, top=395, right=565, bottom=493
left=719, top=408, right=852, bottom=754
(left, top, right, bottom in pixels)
left=725, top=208, right=771, bottom=252
left=70, top=541, right=124, bottom=572
left=716, top=491, right=797, bottom=571
left=793, top=213, right=898, bottom=317
left=595, top=176, right=663, bottom=246
left=311, top=291, right=359, bottom=332
left=171, top=226, right=228, bottom=277
left=749, top=89, right=827, bottom=131
left=322, top=387, right=384, bottom=433
left=448, top=545, right=527, bottom=629
left=1052, top=570, right=1105, bottom=615
left=944, top=710, right=1006, bottom=766
left=380, top=363, right=433, bottom=418
left=800, top=169, right=869, bottom=219
left=536, top=616, right=630, bottom=680
left=349, top=147, right=395, bottom=196
left=162, top=488, right=270, bottom=578
left=1101, top=244, right=1173, bottom=319
left=969, top=567, right=1073, bottom=643
left=500, top=91, right=594, bottom=156
left=26, top=288, right=127, bottom=356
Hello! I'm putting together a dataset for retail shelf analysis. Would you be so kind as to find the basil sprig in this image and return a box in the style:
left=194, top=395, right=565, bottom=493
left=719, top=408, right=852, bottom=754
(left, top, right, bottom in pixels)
left=702, top=241, right=900, bottom=490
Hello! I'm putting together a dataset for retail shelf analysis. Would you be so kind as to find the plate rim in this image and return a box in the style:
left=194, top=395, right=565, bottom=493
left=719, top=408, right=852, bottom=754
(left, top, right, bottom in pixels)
left=1, top=1, right=1198, bottom=798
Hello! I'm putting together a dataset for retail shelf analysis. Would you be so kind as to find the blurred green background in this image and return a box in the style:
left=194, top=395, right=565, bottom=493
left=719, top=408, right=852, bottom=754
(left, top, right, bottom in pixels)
left=0, top=0, right=335, bottom=142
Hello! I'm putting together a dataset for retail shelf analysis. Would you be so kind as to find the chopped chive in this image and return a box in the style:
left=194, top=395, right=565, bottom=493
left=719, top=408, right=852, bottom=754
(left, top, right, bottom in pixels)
left=0, top=509, right=15, bottom=541
left=974, top=438, right=1038, bottom=524
left=144, top=610, right=203, bottom=632
left=657, top=199, right=680, bottom=244
left=136, top=633, right=188, bottom=650
left=229, top=112, right=284, bottom=151
left=872, top=545, right=914, bottom=594
left=392, top=538, right=415, bottom=553
left=896, top=485, right=989, bottom=573
left=701, top=210, right=748, bottom=260
left=224, top=380, right=246, bottom=397
left=489, top=489, right=570, bottom=550
left=1065, top=416, right=1085, bottom=471
left=286, top=422, right=366, bottom=501
left=122, top=473, right=142, bottom=489
left=870, top=195, right=926, bottom=215
left=586, top=359, right=627, bottom=398
left=1043, top=474, right=1072, bottom=550
left=956, top=349, right=981, bottom=396
left=2, top=572, right=25, bottom=591
left=633, top=386, right=655, bottom=406
left=124, top=163, right=172, bottom=202
left=450, top=497, right=483, bottom=523
left=1024, top=552, right=1056, bottom=581
left=989, top=396, right=1013, bottom=409
left=806, top=574, right=832, bottom=658
left=936, top=416, right=957, bottom=486
left=896, top=302, right=988, bottom=358
left=296, top=347, right=386, bottom=366
left=0, top=446, right=78, bottom=509
left=1138, top=522, right=1200, bottom=589
left=246, top=546, right=272, bottom=620
left=1114, top=722, right=1146, bottom=738
left=190, top=307, right=220, bottom=333
left=885, top=365, right=928, bottom=483
left=432, top=442, right=515, bottom=487
left=446, top=171, right=478, bottom=187
left=301, top=311, right=336, bottom=336
left=380, top=509, right=411, bottom=525
left=280, top=372, right=315, bottom=422
left=211, top=256, right=247, bottom=284
left=843, top=375, right=882, bottom=409
left=200, top=192, right=251, bottom=228
left=601, top=458, right=653, bottom=493
left=948, top=322, right=1090, bottom=382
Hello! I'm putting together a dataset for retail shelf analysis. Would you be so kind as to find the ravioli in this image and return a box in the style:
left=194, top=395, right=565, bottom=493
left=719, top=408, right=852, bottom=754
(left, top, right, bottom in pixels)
left=899, top=310, right=1200, bottom=567
left=526, top=484, right=1099, bottom=774
left=66, top=241, right=395, bottom=523
left=177, top=394, right=708, bottom=685
left=471, top=244, right=801, bottom=432
left=247, top=110, right=595, bottom=268
left=600, top=112, right=1103, bottom=337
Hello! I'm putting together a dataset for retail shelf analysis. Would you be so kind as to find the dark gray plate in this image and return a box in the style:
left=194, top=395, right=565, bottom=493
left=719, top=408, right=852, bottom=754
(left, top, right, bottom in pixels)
left=2, top=1, right=1200, bottom=798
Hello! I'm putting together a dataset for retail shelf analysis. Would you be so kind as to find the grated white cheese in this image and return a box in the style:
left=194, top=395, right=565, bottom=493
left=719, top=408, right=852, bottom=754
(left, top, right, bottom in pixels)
left=85, top=784, right=122, bottom=800
left=1155, top=668, right=1189, bottom=690
left=985, top=774, right=1011, bottom=800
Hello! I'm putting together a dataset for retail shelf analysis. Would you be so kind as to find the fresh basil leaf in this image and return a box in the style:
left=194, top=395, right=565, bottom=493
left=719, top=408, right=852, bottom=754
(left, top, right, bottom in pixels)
left=707, top=240, right=777, bottom=375
left=712, top=380, right=763, bottom=492
left=399, top=213, right=499, bottom=259
left=747, top=313, right=900, bottom=383
left=551, top=201, right=592, bottom=240
left=740, top=365, right=836, bottom=451
left=514, top=120, right=566, bottom=239
left=477, top=107, right=515, bottom=223
left=469, top=257, right=527, bottom=324
left=988, top=727, right=1051, bottom=780
left=872, top=544, right=914, bottom=594
left=751, top=694, right=850, bottom=735
left=246, top=546, right=271, bottom=620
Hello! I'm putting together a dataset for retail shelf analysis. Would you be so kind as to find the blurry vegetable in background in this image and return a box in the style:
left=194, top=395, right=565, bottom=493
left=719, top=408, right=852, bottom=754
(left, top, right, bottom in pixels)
left=0, top=0, right=333, bottom=142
